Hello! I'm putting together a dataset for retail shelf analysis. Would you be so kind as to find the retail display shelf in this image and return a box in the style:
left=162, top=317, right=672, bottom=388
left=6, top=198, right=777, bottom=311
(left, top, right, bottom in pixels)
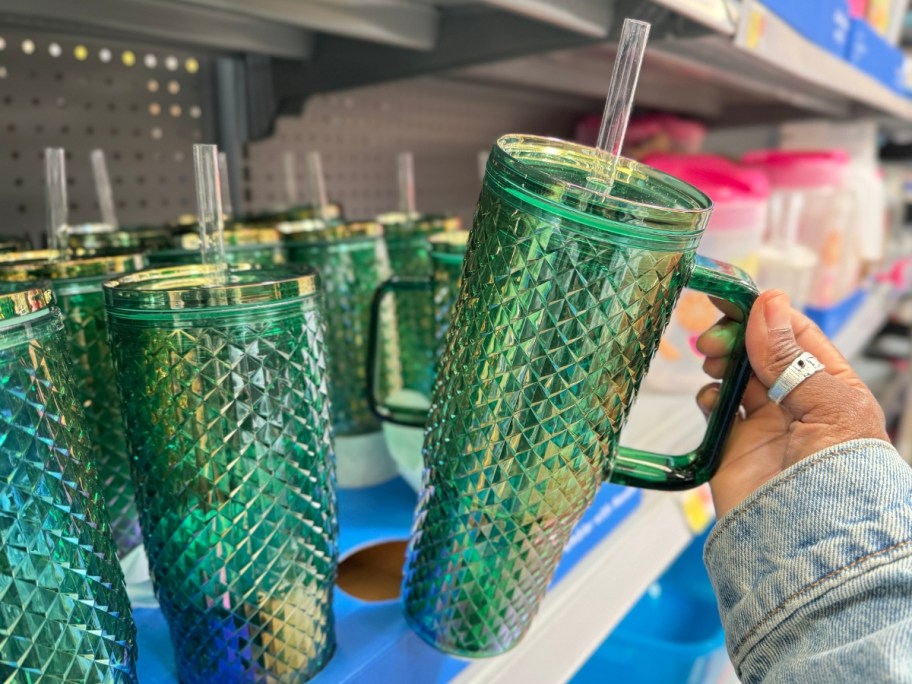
left=833, top=282, right=902, bottom=361
left=733, top=0, right=912, bottom=121
left=651, top=0, right=738, bottom=35
left=132, top=391, right=703, bottom=683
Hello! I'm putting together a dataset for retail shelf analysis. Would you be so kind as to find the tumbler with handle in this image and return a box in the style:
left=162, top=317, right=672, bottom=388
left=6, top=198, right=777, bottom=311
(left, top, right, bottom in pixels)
left=368, top=230, right=468, bottom=425
left=401, top=134, right=758, bottom=657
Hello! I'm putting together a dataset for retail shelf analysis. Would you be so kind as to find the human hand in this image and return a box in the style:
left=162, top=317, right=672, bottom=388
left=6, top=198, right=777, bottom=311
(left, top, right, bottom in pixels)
left=697, top=289, right=889, bottom=518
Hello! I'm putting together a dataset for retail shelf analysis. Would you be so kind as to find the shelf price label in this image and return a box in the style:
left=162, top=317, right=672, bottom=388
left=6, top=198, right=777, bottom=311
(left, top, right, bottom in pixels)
left=745, top=6, right=767, bottom=49
left=680, top=484, right=715, bottom=534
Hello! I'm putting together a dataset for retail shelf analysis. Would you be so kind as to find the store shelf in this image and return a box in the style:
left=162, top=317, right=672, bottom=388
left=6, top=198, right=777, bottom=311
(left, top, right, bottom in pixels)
left=132, top=391, right=704, bottom=683
left=457, top=0, right=912, bottom=124
left=833, top=282, right=903, bottom=360
left=651, top=0, right=738, bottom=34
left=733, top=0, right=912, bottom=121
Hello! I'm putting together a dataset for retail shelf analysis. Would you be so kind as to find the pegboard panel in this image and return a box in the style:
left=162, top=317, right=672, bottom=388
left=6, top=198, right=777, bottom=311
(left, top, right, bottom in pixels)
left=0, top=28, right=215, bottom=245
left=245, top=78, right=597, bottom=225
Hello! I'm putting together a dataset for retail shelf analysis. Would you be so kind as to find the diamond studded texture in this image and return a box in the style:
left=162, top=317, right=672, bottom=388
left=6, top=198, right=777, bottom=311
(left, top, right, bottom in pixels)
left=386, top=233, right=436, bottom=396
left=0, top=309, right=137, bottom=682
left=287, top=239, right=396, bottom=436
left=402, top=185, right=692, bottom=656
left=55, top=286, right=141, bottom=557
left=431, top=253, right=464, bottom=374
left=108, top=297, right=338, bottom=683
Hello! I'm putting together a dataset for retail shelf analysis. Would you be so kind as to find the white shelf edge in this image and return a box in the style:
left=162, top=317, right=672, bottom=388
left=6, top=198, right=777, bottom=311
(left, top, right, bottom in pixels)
left=833, top=282, right=901, bottom=360
left=651, top=0, right=738, bottom=35
left=734, top=0, right=912, bottom=121
left=452, top=492, right=693, bottom=684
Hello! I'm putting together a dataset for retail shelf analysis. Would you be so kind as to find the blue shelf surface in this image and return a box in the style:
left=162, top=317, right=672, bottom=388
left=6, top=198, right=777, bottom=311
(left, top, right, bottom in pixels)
left=135, top=478, right=642, bottom=683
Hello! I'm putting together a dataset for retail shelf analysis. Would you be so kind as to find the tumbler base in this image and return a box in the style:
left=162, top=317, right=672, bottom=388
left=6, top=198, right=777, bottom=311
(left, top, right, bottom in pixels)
left=403, top=605, right=523, bottom=659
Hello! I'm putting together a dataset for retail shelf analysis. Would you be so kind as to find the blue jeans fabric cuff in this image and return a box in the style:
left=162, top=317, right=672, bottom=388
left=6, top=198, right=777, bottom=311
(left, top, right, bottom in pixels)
left=703, top=439, right=912, bottom=668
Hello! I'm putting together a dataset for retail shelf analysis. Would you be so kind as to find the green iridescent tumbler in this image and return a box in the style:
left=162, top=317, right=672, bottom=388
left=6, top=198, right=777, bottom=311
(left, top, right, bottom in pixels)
left=0, top=253, right=147, bottom=558
left=0, top=285, right=137, bottom=682
left=281, top=220, right=395, bottom=437
left=368, top=230, right=468, bottom=423
left=378, top=213, right=462, bottom=395
left=105, top=264, right=338, bottom=683
left=148, top=227, right=285, bottom=268
left=402, top=135, right=758, bottom=657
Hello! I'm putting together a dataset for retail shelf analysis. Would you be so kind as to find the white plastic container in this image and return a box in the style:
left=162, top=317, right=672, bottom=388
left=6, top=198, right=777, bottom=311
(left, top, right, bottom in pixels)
left=643, top=154, right=769, bottom=391
left=743, top=150, right=861, bottom=309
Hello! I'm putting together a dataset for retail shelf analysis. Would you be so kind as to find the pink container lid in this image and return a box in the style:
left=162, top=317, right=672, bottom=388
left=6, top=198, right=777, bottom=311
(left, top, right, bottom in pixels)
left=643, top=153, right=769, bottom=234
left=643, top=153, right=770, bottom=203
left=741, top=149, right=850, bottom=189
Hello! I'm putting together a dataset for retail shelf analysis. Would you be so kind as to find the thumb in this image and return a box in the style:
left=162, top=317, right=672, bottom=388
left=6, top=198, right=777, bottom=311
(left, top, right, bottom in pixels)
left=745, top=290, right=850, bottom=421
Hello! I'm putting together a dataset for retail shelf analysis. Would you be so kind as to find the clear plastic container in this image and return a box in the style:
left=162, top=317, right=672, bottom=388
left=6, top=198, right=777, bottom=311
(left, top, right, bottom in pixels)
left=644, top=154, right=768, bottom=391
left=743, top=149, right=860, bottom=309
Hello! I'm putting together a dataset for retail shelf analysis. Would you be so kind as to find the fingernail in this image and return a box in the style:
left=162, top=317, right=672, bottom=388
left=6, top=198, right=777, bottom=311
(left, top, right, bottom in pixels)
left=764, top=291, right=791, bottom=331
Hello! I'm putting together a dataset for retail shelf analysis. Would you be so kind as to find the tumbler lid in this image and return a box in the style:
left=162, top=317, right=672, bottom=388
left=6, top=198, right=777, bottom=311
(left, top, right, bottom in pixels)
left=429, top=230, right=469, bottom=255
left=279, top=219, right=382, bottom=243
left=489, top=134, right=711, bottom=251
left=0, top=249, right=64, bottom=267
left=0, top=253, right=146, bottom=282
left=177, top=226, right=280, bottom=249
left=377, top=212, right=463, bottom=240
left=104, top=263, right=319, bottom=312
left=0, top=285, right=53, bottom=322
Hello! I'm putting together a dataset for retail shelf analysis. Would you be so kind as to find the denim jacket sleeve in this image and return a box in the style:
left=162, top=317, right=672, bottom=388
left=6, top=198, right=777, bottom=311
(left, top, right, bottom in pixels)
left=704, top=439, right=912, bottom=683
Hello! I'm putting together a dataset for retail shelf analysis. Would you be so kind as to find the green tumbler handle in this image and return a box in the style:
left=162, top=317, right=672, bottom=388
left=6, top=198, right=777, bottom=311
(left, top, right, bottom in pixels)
left=367, top=276, right=433, bottom=427
left=610, top=256, right=759, bottom=491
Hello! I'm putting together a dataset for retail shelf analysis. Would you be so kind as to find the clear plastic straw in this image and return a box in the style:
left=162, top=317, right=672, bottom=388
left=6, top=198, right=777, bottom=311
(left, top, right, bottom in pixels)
left=306, top=151, right=330, bottom=221
left=45, top=147, right=68, bottom=253
left=283, top=151, right=299, bottom=208
left=594, top=18, right=651, bottom=190
left=217, top=152, right=234, bottom=220
left=193, top=144, right=228, bottom=284
left=90, top=149, right=119, bottom=230
left=397, top=152, right=417, bottom=216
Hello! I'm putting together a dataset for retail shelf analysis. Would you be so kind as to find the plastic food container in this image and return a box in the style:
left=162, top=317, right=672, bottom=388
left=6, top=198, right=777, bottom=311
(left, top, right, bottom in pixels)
left=743, top=149, right=860, bottom=309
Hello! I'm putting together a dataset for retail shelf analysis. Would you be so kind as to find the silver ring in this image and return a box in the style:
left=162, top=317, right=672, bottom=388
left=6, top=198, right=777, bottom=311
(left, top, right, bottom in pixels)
left=767, top=351, right=826, bottom=405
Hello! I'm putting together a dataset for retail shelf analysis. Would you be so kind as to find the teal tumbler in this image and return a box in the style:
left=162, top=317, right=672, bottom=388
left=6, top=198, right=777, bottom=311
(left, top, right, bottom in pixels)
left=0, top=285, right=137, bottom=682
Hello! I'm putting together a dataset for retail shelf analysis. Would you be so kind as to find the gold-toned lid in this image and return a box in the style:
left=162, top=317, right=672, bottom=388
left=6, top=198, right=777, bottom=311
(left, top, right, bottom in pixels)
left=38, top=253, right=147, bottom=280
left=378, top=212, right=463, bottom=240
left=279, top=219, right=382, bottom=244
left=0, top=253, right=146, bottom=282
left=429, top=230, right=469, bottom=255
left=0, top=250, right=64, bottom=268
left=68, top=222, right=116, bottom=236
left=0, top=285, right=53, bottom=321
left=171, top=214, right=198, bottom=231
left=419, top=214, right=463, bottom=234
left=104, top=263, right=319, bottom=311
left=177, top=226, right=281, bottom=249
